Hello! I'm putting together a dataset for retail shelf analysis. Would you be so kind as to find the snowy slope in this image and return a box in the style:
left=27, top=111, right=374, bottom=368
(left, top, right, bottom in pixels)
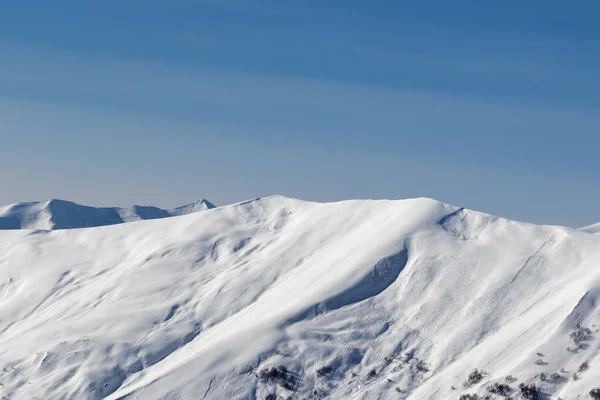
left=0, top=196, right=599, bottom=400
left=580, top=222, right=600, bottom=234
left=0, top=199, right=215, bottom=230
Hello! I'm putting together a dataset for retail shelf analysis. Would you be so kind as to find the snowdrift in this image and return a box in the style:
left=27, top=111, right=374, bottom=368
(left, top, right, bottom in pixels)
left=0, top=196, right=598, bottom=399
left=0, top=199, right=215, bottom=230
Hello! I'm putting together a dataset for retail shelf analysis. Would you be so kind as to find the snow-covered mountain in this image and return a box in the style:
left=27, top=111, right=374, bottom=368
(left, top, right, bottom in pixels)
left=0, top=198, right=216, bottom=230
left=0, top=195, right=598, bottom=400
left=580, top=222, right=600, bottom=235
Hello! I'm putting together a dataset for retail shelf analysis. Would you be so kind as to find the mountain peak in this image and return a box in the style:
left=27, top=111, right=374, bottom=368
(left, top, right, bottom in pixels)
left=169, top=199, right=216, bottom=216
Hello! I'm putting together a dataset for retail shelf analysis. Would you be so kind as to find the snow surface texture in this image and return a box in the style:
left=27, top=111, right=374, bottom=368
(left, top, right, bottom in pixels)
left=0, top=195, right=599, bottom=400
left=0, top=199, right=215, bottom=230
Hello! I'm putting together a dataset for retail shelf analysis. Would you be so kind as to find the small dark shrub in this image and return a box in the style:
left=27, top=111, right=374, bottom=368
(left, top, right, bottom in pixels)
left=579, top=361, right=589, bottom=373
left=590, top=388, right=600, bottom=400
left=258, top=365, right=296, bottom=391
left=415, top=360, right=429, bottom=373
left=367, top=369, right=377, bottom=378
left=550, top=372, right=560, bottom=381
left=258, top=368, right=278, bottom=382
left=488, top=382, right=512, bottom=396
left=570, top=324, right=592, bottom=346
left=464, top=369, right=484, bottom=388
left=260, top=367, right=282, bottom=381
left=519, top=383, right=541, bottom=400
left=280, top=373, right=296, bottom=391
left=263, top=366, right=287, bottom=381
left=539, top=373, right=547, bottom=381
left=316, top=365, right=333, bottom=376
left=459, top=395, right=491, bottom=400
left=265, top=394, right=275, bottom=400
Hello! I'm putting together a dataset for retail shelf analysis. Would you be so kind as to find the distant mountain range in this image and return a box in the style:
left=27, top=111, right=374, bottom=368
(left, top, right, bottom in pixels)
left=0, top=198, right=216, bottom=230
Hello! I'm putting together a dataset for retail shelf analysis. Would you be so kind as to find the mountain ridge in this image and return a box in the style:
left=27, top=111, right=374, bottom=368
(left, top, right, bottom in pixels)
left=0, top=195, right=598, bottom=399
left=0, top=198, right=216, bottom=230
left=581, top=221, right=600, bottom=234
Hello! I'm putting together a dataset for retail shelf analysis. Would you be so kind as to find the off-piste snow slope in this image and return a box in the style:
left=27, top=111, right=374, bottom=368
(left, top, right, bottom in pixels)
left=0, top=196, right=599, bottom=400
left=0, top=199, right=215, bottom=230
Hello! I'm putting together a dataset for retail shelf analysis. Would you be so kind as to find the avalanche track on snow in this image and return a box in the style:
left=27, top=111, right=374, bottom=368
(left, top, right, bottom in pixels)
left=0, top=196, right=598, bottom=400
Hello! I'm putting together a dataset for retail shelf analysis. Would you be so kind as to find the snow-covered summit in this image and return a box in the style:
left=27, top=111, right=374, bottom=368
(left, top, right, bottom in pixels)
left=0, top=198, right=215, bottom=230
left=169, top=199, right=216, bottom=216
left=0, top=195, right=598, bottom=400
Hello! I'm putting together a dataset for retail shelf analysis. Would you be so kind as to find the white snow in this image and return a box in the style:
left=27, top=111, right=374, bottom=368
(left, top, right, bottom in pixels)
left=0, top=199, right=215, bottom=230
left=0, top=195, right=598, bottom=400
left=580, top=221, right=600, bottom=234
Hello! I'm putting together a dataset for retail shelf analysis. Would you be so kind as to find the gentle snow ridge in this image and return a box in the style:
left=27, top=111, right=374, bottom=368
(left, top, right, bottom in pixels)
left=580, top=221, right=600, bottom=234
left=0, top=198, right=216, bottom=230
left=0, top=195, right=598, bottom=400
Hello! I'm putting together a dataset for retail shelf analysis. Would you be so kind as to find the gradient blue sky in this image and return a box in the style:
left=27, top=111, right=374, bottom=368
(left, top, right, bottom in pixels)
left=2, top=1, right=599, bottom=226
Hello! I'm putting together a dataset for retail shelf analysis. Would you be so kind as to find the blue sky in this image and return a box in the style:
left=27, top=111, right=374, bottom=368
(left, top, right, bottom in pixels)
left=1, top=1, right=600, bottom=226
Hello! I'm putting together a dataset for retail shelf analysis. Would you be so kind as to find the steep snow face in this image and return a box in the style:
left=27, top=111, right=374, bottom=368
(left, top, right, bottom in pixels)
left=0, top=196, right=599, bottom=400
left=0, top=199, right=215, bottom=230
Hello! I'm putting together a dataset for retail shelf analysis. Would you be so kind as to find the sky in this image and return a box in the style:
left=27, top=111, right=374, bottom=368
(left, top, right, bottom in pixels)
left=1, top=0, right=600, bottom=227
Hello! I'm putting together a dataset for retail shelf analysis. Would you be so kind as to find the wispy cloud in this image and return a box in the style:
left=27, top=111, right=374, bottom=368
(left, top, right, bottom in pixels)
left=0, top=43, right=595, bottom=112
left=2, top=44, right=599, bottom=163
